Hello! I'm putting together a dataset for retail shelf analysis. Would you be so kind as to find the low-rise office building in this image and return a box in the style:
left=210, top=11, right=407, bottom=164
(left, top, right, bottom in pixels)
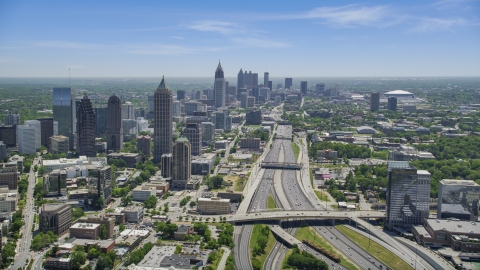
left=69, top=223, right=100, bottom=240
left=77, top=216, right=115, bottom=239
left=197, top=197, right=231, bottom=215
left=107, top=153, right=142, bottom=168
left=123, top=206, right=144, bottom=223
left=132, top=185, right=156, bottom=202
left=39, top=203, right=72, bottom=236
left=413, top=219, right=480, bottom=252
left=240, top=137, right=260, bottom=149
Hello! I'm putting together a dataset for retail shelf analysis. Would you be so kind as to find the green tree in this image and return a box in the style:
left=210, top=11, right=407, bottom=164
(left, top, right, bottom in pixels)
left=144, top=195, right=158, bottom=208
left=71, top=250, right=87, bottom=270
left=100, top=224, right=107, bottom=239
left=119, top=223, right=126, bottom=232
left=174, top=245, right=182, bottom=254
left=95, top=255, right=113, bottom=270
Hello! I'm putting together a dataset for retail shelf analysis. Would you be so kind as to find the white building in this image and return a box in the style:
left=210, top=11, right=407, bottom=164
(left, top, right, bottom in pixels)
left=122, top=102, right=135, bottom=120
left=41, top=156, right=107, bottom=173
left=24, top=120, right=41, bottom=151
left=197, top=197, right=231, bottom=215
left=17, top=125, right=36, bottom=154
left=137, top=117, right=149, bottom=133
left=132, top=185, right=156, bottom=202
left=173, top=101, right=181, bottom=117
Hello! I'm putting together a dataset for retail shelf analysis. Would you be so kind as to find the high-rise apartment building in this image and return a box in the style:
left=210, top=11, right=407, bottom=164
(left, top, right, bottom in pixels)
left=39, top=203, right=72, bottom=236
left=215, top=111, right=228, bottom=130
left=300, top=81, right=308, bottom=96
left=237, top=69, right=244, bottom=88
left=154, top=77, right=173, bottom=163
left=437, top=180, right=480, bottom=221
left=184, top=123, right=201, bottom=156
left=76, top=95, right=96, bottom=157
left=201, top=122, right=215, bottom=144
left=106, top=94, right=123, bottom=152
left=370, top=92, right=380, bottom=112
left=315, top=83, right=325, bottom=96
left=4, top=112, right=20, bottom=126
left=37, top=118, right=54, bottom=148
left=386, top=161, right=431, bottom=230
left=173, top=100, right=181, bottom=117
left=122, top=102, right=135, bottom=120
left=264, top=72, right=269, bottom=87
left=172, top=137, right=191, bottom=189
left=285, top=78, right=293, bottom=90
left=137, top=135, right=151, bottom=156
left=53, top=87, right=76, bottom=149
left=214, top=62, right=226, bottom=108
left=388, top=97, right=398, bottom=111
left=24, top=120, right=41, bottom=151
left=17, top=125, right=36, bottom=154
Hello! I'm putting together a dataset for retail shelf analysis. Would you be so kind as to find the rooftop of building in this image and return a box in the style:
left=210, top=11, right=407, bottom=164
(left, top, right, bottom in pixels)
left=133, top=185, right=156, bottom=191
left=70, top=238, right=115, bottom=249
left=198, top=197, right=230, bottom=203
left=123, top=206, right=144, bottom=212
left=385, top=90, right=414, bottom=95
left=427, top=219, right=480, bottom=235
left=441, top=204, right=472, bottom=215
left=107, top=152, right=141, bottom=157
left=71, top=223, right=100, bottom=229
left=42, top=203, right=67, bottom=212
left=388, top=161, right=416, bottom=170
left=440, top=179, right=480, bottom=186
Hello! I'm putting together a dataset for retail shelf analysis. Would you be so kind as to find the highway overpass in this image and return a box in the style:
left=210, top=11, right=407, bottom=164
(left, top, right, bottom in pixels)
left=228, top=210, right=386, bottom=222
left=260, top=162, right=302, bottom=170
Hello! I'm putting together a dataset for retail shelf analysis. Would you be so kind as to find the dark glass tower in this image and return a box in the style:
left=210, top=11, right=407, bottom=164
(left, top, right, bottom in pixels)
left=154, top=76, right=173, bottom=163
left=76, top=95, right=96, bottom=157
left=53, top=87, right=76, bottom=149
left=37, top=118, right=54, bottom=148
left=214, top=62, right=226, bottom=108
left=106, top=94, right=123, bottom=151
left=237, top=69, right=244, bottom=89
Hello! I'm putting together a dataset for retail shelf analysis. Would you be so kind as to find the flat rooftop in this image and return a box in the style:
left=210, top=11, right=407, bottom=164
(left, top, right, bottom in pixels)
left=71, top=223, right=100, bottom=229
left=440, top=179, right=479, bottom=186
left=427, top=219, right=480, bottom=235
left=42, top=203, right=66, bottom=212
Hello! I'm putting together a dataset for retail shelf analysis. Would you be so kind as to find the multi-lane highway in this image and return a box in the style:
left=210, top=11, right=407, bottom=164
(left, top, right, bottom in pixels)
left=11, top=157, right=39, bottom=270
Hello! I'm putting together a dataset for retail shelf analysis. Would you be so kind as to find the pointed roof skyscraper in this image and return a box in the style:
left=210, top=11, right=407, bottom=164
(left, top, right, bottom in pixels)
left=158, top=75, right=168, bottom=89
left=215, top=61, right=224, bottom=79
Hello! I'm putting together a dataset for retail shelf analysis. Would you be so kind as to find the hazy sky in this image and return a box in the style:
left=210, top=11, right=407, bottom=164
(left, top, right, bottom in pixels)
left=0, top=0, right=479, bottom=77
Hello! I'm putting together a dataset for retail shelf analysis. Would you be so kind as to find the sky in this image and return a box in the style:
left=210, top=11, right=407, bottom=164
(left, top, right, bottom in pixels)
left=0, top=0, right=479, bottom=77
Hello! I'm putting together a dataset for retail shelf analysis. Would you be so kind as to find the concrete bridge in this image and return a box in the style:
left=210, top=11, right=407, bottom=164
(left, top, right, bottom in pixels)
left=227, top=210, right=385, bottom=223
left=260, top=162, right=302, bottom=170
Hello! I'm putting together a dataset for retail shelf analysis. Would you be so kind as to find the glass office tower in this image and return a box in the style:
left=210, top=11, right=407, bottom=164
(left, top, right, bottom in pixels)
left=387, top=161, right=431, bottom=230
left=53, top=87, right=75, bottom=149
left=438, top=179, right=480, bottom=221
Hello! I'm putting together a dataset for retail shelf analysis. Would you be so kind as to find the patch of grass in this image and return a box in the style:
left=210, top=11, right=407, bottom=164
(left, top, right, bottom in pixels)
left=210, top=248, right=225, bottom=270
left=267, top=195, right=277, bottom=209
left=336, top=225, right=413, bottom=270
left=250, top=224, right=277, bottom=269
left=291, top=141, right=300, bottom=162
left=234, top=176, right=247, bottom=192
left=281, top=249, right=293, bottom=269
left=314, top=190, right=331, bottom=202
left=294, top=222, right=359, bottom=270
left=309, top=168, right=314, bottom=187
left=330, top=204, right=338, bottom=209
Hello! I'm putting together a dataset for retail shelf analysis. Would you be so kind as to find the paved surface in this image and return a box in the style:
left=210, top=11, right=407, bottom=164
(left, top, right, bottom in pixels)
left=11, top=157, right=40, bottom=270
left=228, top=210, right=386, bottom=222
left=217, top=247, right=231, bottom=270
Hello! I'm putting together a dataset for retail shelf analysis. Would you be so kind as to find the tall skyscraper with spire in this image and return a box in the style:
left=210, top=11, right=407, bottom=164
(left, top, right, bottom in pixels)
left=237, top=69, right=244, bottom=89
left=106, top=94, right=123, bottom=152
left=76, top=95, right=96, bottom=157
left=214, top=62, right=226, bottom=108
left=154, top=76, right=173, bottom=163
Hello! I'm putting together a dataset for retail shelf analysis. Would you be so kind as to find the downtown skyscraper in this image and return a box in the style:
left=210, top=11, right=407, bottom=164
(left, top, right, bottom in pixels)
left=154, top=76, right=173, bottom=163
left=76, top=95, right=96, bottom=157
left=53, top=87, right=76, bottom=149
left=106, top=94, right=123, bottom=152
left=214, top=62, right=226, bottom=108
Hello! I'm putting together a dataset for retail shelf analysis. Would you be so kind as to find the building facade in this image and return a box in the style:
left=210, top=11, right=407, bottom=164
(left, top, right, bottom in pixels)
left=437, top=179, right=480, bottom=221
left=17, top=125, right=36, bottom=155
left=388, top=97, right=398, bottom=111
left=39, top=203, right=72, bottom=236
left=214, top=62, right=226, bottom=108
left=137, top=135, right=151, bottom=156
left=300, top=81, right=307, bottom=96
left=172, top=137, right=191, bottom=189
left=44, top=169, right=67, bottom=196
left=386, top=161, right=431, bottom=230
left=37, top=118, right=54, bottom=148
left=184, top=123, right=202, bottom=156
left=154, top=77, right=173, bottom=163
left=197, top=197, right=231, bottom=215
left=50, top=135, right=69, bottom=153
left=370, top=92, right=380, bottom=112
left=161, top=153, right=172, bottom=178
left=106, top=94, right=123, bottom=152
left=53, top=87, right=76, bottom=149
left=77, top=95, right=96, bottom=157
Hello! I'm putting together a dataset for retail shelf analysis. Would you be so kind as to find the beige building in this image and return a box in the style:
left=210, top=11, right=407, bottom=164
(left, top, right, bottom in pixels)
left=197, top=197, right=231, bottom=215
left=132, top=185, right=156, bottom=202
left=40, top=203, right=72, bottom=236
left=77, top=216, right=115, bottom=239
left=0, top=193, right=17, bottom=213
left=69, top=223, right=100, bottom=240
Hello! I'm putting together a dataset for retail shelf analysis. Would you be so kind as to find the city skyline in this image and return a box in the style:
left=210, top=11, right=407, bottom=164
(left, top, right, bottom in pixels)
left=0, top=0, right=479, bottom=77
